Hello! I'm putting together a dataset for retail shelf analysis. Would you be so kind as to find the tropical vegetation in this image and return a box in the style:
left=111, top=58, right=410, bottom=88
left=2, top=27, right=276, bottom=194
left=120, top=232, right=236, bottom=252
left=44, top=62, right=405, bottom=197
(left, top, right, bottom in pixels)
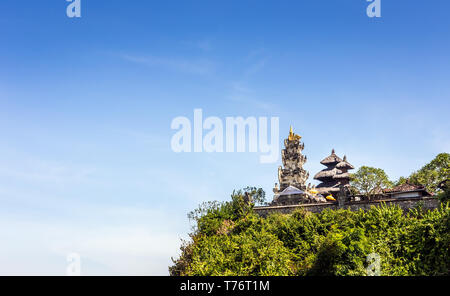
left=170, top=154, right=450, bottom=276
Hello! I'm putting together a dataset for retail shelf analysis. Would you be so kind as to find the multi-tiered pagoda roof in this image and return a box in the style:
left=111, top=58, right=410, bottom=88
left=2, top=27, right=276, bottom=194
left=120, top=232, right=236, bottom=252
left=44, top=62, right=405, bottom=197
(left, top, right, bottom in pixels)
left=314, top=150, right=354, bottom=196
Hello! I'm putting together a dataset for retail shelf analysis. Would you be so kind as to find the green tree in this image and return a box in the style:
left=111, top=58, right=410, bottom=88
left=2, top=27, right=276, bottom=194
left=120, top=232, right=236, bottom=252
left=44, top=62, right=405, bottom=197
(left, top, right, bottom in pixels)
left=408, top=153, right=450, bottom=194
left=395, top=176, right=408, bottom=186
left=350, top=166, right=393, bottom=200
left=438, top=180, right=450, bottom=203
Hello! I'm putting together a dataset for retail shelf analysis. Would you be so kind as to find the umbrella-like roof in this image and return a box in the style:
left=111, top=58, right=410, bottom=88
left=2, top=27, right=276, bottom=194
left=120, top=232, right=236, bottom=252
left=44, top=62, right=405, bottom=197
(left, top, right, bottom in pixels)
left=320, top=149, right=343, bottom=165
left=314, top=168, right=342, bottom=180
left=333, top=172, right=350, bottom=179
left=336, top=155, right=355, bottom=170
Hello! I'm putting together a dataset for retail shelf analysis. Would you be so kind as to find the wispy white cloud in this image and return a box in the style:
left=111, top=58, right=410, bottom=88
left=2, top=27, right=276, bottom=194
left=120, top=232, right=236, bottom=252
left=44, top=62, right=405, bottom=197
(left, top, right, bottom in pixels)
left=0, top=159, right=95, bottom=186
left=243, top=48, right=270, bottom=76
left=223, top=49, right=278, bottom=111
left=243, top=58, right=268, bottom=78
left=0, top=205, right=187, bottom=275
left=121, top=54, right=215, bottom=75
left=113, top=128, right=169, bottom=152
left=0, top=148, right=219, bottom=275
left=225, top=81, right=277, bottom=111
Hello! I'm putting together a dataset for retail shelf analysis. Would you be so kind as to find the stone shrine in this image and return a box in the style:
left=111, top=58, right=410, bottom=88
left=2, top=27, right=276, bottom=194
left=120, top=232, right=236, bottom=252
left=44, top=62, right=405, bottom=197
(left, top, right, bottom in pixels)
left=273, top=126, right=309, bottom=193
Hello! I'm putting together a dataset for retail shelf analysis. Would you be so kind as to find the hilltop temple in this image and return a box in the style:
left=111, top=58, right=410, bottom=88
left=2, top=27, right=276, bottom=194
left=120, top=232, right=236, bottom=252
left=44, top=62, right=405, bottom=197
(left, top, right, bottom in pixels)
left=314, top=150, right=354, bottom=196
left=262, top=127, right=438, bottom=213
left=272, top=128, right=354, bottom=205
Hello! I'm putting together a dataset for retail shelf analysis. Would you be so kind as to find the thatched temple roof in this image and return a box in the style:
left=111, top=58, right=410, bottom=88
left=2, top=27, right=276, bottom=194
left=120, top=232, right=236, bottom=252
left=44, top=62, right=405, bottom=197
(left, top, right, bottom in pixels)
left=384, top=183, right=428, bottom=194
left=314, top=150, right=354, bottom=196
left=320, top=149, right=343, bottom=166
left=314, top=168, right=342, bottom=180
left=336, top=155, right=355, bottom=170
left=332, top=172, right=350, bottom=179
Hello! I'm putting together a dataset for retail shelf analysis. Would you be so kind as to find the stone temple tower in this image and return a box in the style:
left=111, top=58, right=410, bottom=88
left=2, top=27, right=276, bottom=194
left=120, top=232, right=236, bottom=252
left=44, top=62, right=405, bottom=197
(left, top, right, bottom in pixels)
left=273, top=126, right=309, bottom=193
left=314, top=149, right=354, bottom=196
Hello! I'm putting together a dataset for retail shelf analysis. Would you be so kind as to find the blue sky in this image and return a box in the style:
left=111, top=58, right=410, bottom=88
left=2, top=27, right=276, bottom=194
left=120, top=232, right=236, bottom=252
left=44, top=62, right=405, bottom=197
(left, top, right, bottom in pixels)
left=0, top=1, right=449, bottom=275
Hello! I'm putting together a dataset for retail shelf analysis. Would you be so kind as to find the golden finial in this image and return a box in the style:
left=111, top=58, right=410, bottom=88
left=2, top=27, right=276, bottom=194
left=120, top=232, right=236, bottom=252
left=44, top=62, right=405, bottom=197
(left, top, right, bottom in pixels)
left=288, top=126, right=293, bottom=140
left=288, top=126, right=302, bottom=141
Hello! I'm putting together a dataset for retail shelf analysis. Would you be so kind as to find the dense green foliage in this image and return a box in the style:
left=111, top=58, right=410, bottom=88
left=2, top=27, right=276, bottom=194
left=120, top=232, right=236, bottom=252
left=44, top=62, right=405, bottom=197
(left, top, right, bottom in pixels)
left=170, top=190, right=449, bottom=276
left=438, top=180, right=450, bottom=203
left=170, top=154, right=450, bottom=276
left=397, top=153, right=450, bottom=195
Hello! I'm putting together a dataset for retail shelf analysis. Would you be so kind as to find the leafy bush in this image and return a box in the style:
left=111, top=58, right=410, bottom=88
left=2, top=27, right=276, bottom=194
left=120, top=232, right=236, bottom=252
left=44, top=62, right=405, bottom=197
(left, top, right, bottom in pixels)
left=170, top=189, right=449, bottom=276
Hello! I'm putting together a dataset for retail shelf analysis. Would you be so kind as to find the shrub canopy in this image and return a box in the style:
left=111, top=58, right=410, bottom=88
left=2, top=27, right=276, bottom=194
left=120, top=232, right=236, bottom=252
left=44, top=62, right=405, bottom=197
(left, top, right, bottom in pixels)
left=170, top=189, right=449, bottom=276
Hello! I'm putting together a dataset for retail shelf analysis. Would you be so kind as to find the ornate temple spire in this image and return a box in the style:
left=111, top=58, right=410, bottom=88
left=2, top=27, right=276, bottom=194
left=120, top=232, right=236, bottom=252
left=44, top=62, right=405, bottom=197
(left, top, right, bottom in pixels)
left=275, top=126, right=309, bottom=193
left=288, top=126, right=301, bottom=141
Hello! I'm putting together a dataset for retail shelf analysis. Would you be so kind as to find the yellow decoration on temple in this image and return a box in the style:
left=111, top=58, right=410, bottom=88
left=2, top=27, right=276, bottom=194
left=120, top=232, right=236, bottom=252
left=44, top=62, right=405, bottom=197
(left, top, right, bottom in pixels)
left=309, top=189, right=318, bottom=195
left=326, top=194, right=336, bottom=201
left=288, top=126, right=302, bottom=141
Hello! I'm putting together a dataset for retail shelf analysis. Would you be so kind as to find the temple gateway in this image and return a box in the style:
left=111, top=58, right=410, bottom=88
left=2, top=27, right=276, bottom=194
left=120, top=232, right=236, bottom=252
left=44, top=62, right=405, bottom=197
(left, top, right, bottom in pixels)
left=272, top=127, right=353, bottom=205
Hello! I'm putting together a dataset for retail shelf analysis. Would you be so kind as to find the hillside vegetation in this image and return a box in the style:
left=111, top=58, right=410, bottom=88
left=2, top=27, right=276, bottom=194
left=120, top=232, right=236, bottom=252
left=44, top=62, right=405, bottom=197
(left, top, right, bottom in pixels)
left=170, top=188, right=449, bottom=276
